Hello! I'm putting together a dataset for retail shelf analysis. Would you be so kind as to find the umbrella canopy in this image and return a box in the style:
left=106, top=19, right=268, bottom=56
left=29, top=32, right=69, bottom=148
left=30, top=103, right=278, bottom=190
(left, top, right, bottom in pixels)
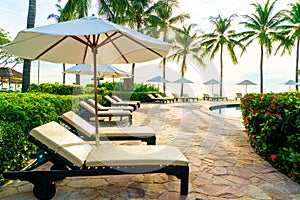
left=203, top=79, right=221, bottom=85
left=146, top=76, right=170, bottom=83
left=237, top=79, right=257, bottom=93
left=2, top=16, right=170, bottom=145
left=146, top=76, right=170, bottom=91
left=2, top=16, right=170, bottom=65
left=65, top=64, right=129, bottom=78
left=203, top=79, right=222, bottom=95
left=173, top=77, right=193, bottom=96
left=0, top=67, right=22, bottom=89
left=280, top=79, right=299, bottom=91
left=173, top=77, right=193, bottom=83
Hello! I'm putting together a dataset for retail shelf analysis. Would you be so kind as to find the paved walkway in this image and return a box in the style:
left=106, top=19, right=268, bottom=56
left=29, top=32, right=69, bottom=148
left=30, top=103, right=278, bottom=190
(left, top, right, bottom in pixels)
left=1, top=101, right=300, bottom=199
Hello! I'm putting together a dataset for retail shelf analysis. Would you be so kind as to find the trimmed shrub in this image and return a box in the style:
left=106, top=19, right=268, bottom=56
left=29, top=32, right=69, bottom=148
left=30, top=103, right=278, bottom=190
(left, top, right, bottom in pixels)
left=0, top=92, right=95, bottom=184
left=241, top=92, right=300, bottom=183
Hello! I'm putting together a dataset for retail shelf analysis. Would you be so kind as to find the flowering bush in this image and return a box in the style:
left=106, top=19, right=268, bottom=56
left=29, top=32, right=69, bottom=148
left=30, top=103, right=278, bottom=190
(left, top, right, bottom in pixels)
left=241, top=92, right=300, bottom=183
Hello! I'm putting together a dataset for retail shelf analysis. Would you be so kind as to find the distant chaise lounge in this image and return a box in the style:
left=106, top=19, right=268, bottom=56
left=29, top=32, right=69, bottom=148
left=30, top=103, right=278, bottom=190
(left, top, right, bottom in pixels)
left=147, top=94, right=168, bottom=103
left=112, top=95, right=141, bottom=108
left=60, top=111, right=156, bottom=145
left=79, top=101, right=132, bottom=125
left=104, top=95, right=138, bottom=111
left=87, top=99, right=134, bottom=113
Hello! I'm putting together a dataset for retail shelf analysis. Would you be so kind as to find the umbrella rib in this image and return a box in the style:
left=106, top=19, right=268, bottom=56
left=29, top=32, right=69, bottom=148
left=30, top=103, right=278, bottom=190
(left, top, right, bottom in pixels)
left=104, top=33, right=129, bottom=63
left=36, top=36, right=68, bottom=59
left=119, top=32, right=164, bottom=57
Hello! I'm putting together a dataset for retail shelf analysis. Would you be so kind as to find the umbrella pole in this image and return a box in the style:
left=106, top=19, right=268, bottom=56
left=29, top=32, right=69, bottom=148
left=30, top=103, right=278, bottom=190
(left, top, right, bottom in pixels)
left=92, top=48, right=100, bottom=146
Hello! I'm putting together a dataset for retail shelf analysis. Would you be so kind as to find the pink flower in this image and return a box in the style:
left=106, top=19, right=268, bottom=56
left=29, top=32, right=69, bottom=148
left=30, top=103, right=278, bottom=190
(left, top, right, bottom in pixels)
left=270, top=154, right=277, bottom=160
left=265, top=111, right=271, bottom=115
left=274, top=113, right=281, bottom=118
left=246, top=96, right=251, bottom=99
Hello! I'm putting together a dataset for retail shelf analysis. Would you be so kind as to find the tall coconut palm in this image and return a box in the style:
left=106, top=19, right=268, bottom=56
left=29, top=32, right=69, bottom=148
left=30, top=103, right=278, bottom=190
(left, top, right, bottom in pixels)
left=144, top=0, right=189, bottom=94
left=238, top=0, right=285, bottom=94
left=200, top=14, right=243, bottom=96
left=276, top=2, right=300, bottom=91
left=167, top=24, right=205, bottom=96
left=99, top=0, right=155, bottom=88
left=22, top=0, right=36, bottom=92
left=125, top=0, right=155, bottom=87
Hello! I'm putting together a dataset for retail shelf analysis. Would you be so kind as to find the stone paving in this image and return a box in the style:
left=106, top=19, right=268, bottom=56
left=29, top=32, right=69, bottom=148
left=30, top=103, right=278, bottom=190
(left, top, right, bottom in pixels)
left=1, top=101, right=300, bottom=199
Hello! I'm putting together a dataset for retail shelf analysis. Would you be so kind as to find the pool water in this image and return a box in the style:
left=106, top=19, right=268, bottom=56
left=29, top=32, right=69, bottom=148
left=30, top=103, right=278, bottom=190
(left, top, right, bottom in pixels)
left=209, top=104, right=242, bottom=118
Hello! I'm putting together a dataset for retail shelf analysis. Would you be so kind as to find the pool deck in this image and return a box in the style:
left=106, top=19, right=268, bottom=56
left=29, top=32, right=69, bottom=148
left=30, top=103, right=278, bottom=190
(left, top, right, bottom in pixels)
left=1, top=100, right=300, bottom=199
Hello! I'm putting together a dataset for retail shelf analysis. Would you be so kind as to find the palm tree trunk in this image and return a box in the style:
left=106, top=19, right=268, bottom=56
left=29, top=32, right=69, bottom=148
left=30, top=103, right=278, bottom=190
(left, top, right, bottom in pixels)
left=220, top=44, right=223, bottom=97
left=63, top=63, right=66, bottom=84
left=296, top=39, right=299, bottom=91
left=22, top=0, right=36, bottom=92
left=131, top=63, right=135, bottom=90
left=162, top=57, right=166, bottom=94
left=260, top=45, right=264, bottom=94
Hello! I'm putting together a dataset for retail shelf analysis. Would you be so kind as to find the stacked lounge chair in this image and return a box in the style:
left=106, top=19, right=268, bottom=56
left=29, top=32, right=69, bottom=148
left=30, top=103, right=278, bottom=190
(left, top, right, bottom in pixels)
left=112, top=95, right=141, bottom=108
left=79, top=101, right=132, bottom=125
left=104, top=95, right=138, bottom=111
left=155, top=94, right=174, bottom=103
left=147, top=94, right=168, bottom=103
left=3, top=121, right=189, bottom=199
left=87, top=99, right=134, bottom=113
left=172, top=93, right=189, bottom=102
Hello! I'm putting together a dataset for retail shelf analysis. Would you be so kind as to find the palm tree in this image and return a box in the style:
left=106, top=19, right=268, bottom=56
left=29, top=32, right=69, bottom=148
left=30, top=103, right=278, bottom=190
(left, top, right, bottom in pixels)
left=238, top=0, right=285, bottom=94
left=276, top=2, right=300, bottom=91
left=200, top=14, right=243, bottom=97
left=167, top=24, right=205, bottom=96
left=98, top=0, right=129, bottom=24
left=22, top=0, right=36, bottom=92
left=144, top=0, right=189, bottom=94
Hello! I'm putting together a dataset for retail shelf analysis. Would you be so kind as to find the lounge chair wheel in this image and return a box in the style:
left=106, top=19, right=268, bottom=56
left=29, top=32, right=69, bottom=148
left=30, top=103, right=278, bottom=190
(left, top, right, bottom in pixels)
left=33, top=182, right=56, bottom=200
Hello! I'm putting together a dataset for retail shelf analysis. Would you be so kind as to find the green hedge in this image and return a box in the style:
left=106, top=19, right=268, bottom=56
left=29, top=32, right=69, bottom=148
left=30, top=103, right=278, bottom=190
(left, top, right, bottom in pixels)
left=30, top=83, right=94, bottom=95
left=240, top=92, right=300, bottom=183
left=0, top=92, right=94, bottom=184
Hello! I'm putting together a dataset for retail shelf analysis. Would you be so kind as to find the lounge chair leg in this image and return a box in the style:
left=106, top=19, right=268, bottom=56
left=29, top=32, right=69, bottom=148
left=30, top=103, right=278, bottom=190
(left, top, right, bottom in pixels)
left=144, top=136, right=156, bottom=145
left=180, top=167, right=189, bottom=195
left=166, top=166, right=189, bottom=195
left=129, top=115, right=132, bottom=125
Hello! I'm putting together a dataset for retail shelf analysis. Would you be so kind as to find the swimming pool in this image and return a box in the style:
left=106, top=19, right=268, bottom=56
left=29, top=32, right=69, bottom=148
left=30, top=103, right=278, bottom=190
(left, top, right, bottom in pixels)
left=209, top=104, right=242, bottom=118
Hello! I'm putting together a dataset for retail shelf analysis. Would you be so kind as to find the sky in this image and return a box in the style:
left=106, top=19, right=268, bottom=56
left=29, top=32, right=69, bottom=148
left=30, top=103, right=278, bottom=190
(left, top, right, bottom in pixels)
left=0, top=0, right=297, bottom=97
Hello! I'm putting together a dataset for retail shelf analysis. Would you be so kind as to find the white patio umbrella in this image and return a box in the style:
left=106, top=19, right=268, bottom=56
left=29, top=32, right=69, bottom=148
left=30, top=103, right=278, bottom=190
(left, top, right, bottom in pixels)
left=65, top=64, right=129, bottom=85
left=203, top=79, right=222, bottom=95
left=236, top=79, right=257, bottom=93
left=2, top=16, right=170, bottom=145
left=146, top=75, right=170, bottom=89
left=279, top=79, right=299, bottom=91
left=173, top=77, right=193, bottom=96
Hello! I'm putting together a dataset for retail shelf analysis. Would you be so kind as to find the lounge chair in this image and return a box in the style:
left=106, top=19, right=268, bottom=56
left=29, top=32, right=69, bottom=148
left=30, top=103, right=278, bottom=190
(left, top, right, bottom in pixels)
left=87, top=99, right=134, bottom=113
left=112, top=95, right=141, bottom=108
left=235, top=93, right=243, bottom=100
left=104, top=95, right=138, bottom=111
left=155, top=94, right=174, bottom=103
left=3, top=121, right=189, bottom=199
left=203, top=93, right=227, bottom=101
left=147, top=94, right=168, bottom=103
left=172, top=93, right=189, bottom=102
left=79, top=101, right=132, bottom=125
left=183, top=94, right=198, bottom=102
left=60, top=111, right=156, bottom=145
